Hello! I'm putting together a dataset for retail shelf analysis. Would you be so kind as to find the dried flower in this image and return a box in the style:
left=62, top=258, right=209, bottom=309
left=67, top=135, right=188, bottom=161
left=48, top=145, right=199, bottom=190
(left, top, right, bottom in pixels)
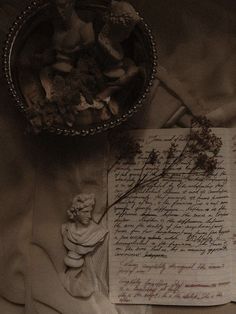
left=194, top=153, right=217, bottom=175
left=100, top=117, right=223, bottom=223
left=187, top=116, right=222, bottom=175
left=147, top=149, right=158, bottom=165
left=191, top=116, right=212, bottom=130
left=167, top=143, right=178, bottom=159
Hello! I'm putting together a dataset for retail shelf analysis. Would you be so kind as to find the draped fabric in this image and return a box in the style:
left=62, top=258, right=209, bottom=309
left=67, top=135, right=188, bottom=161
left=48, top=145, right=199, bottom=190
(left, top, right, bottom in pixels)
left=0, top=1, right=236, bottom=314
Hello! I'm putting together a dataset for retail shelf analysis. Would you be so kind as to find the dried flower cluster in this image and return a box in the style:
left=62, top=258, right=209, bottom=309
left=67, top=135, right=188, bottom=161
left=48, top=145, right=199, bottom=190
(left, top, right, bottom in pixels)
left=187, top=116, right=222, bottom=175
left=27, top=0, right=144, bottom=133
left=28, top=52, right=107, bottom=131
left=146, top=149, right=158, bottom=165
left=99, top=116, right=223, bottom=223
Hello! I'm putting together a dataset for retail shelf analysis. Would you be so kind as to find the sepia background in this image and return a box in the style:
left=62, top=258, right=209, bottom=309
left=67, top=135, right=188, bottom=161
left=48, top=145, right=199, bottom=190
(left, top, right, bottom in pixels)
left=0, top=0, right=236, bottom=313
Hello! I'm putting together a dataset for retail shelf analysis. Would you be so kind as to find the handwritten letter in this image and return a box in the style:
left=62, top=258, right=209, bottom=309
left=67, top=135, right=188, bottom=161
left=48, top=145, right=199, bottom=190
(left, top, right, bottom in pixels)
left=108, top=129, right=231, bottom=306
left=229, top=129, right=236, bottom=302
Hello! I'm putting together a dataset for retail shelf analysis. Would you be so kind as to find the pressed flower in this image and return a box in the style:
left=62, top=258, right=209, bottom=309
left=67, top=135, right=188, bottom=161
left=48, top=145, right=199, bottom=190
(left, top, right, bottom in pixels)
left=102, top=116, right=223, bottom=222
left=147, top=149, right=159, bottom=165
left=167, top=142, right=178, bottom=159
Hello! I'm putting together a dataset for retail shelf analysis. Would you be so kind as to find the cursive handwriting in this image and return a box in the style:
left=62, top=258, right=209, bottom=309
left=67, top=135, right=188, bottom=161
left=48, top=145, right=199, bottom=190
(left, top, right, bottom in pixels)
left=109, top=129, right=232, bottom=305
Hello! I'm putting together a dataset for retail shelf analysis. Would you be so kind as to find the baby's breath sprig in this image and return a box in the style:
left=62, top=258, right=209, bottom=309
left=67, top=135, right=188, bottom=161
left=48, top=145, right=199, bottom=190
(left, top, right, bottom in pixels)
left=99, top=117, right=222, bottom=223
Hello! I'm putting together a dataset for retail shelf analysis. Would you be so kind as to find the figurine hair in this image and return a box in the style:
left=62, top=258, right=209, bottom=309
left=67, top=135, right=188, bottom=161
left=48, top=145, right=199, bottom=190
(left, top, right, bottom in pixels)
left=106, top=1, right=140, bottom=26
left=67, top=193, right=96, bottom=220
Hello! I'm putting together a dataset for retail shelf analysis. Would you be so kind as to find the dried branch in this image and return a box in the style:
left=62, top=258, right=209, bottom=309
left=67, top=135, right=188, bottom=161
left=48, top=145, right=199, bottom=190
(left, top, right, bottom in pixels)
left=98, top=117, right=222, bottom=224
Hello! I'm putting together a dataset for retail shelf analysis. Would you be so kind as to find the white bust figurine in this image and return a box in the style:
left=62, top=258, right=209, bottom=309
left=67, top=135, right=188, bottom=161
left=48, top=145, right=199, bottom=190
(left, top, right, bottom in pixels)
left=61, top=193, right=108, bottom=297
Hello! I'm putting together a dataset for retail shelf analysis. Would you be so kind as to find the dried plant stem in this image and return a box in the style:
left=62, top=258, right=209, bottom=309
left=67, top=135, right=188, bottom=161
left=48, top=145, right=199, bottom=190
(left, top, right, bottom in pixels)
left=98, top=138, right=190, bottom=224
left=98, top=180, right=140, bottom=224
left=98, top=116, right=223, bottom=225
left=137, top=158, right=149, bottom=182
left=108, top=154, right=123, bottom=172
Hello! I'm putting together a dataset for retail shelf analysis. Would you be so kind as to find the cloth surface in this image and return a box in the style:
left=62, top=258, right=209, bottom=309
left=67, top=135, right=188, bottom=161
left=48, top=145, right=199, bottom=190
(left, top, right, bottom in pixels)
left=0, top=1, right=236, bottom=314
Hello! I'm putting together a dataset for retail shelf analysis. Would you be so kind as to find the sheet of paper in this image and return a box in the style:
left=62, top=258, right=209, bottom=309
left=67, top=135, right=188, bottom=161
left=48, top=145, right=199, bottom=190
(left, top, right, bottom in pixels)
left=229, top=129, right=236, bottom=302
left=108, top=129, right=232, bottom=306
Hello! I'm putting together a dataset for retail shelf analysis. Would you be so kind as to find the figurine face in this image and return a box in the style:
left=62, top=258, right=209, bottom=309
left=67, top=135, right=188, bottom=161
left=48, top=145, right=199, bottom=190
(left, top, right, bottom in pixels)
left=76, top=205, right=93, bottom=226
left=55, top=0, right=75, bottom=21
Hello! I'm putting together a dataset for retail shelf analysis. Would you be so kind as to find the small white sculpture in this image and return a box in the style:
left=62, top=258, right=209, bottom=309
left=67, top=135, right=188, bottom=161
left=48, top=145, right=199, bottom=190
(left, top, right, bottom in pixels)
left=52, top=0, right=95, bottom=73
left=61, top=193, right=108, bottom=297
left=99, top=0, right=140, bottom=62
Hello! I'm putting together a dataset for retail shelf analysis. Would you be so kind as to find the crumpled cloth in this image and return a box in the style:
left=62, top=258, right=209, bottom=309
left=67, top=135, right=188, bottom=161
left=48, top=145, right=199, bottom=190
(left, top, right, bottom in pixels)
left=1, top=1, right=236, bottom=314
left=61, top=221, right=108, bottom=297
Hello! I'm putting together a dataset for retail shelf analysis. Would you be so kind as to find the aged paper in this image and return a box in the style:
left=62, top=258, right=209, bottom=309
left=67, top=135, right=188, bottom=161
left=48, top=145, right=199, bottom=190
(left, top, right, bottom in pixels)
left=229, top=129, right=236, bottom=302
left=108, top=129, right=232, bottom=306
